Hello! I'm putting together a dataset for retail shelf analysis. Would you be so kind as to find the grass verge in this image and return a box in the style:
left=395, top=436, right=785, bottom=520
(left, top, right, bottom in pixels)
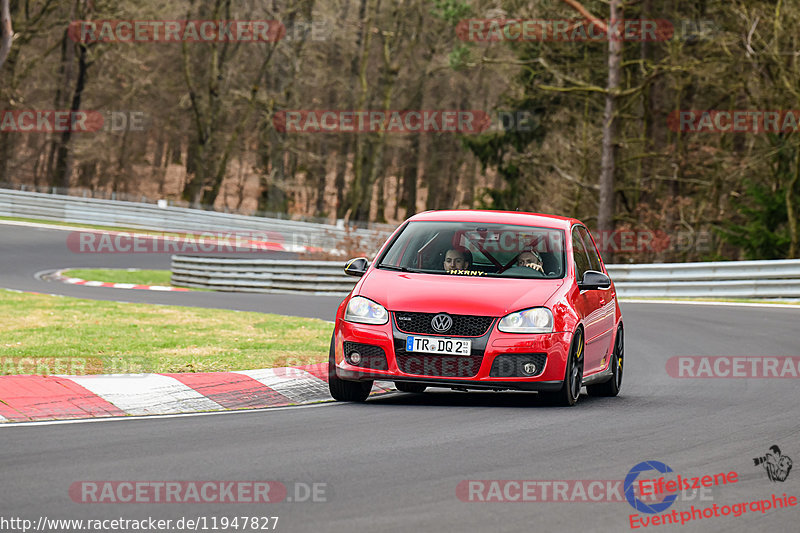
left=63, top=268, right=175, bottom=287
left=61, top=268, right=211, bottom=291
left=0, top=289, right=331, bottom=375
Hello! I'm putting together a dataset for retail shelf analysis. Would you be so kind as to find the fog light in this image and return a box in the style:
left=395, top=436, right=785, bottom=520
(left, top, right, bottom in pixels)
left=349, top=351, right=362, bottom=364
left=522, top=363, right=537, bottom=375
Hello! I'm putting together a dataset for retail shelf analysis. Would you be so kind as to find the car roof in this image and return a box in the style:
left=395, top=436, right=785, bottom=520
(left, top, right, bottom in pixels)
left=407, top=210, right=579, bottom=231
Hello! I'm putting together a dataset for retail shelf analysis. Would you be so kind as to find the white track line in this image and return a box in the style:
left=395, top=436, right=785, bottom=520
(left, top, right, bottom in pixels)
left=0, top=400, right=346, bottom=428
left=68, top=374, right=225, bottom=416
left=0, top=219, right=89, bottom=232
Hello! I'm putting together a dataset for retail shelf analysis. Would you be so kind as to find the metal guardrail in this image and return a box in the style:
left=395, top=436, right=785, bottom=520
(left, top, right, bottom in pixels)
left=4, top=187, right=798, bottom=299
left=171, top=256, right=359, bottom=295
left=607, top=260, right=800, bottom=299
left=170, top=256, right=800, bottom=299
left=0, top=188, right=391, bottom=252
left=0, top=181, right=356, bottom=226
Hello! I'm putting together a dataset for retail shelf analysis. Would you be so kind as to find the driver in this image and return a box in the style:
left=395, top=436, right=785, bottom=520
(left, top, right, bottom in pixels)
left=443, top=247, right=472, bottom=272
left=516, top=249, right=544, bottom=273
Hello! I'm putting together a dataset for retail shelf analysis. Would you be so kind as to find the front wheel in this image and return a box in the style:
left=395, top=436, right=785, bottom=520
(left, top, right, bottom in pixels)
left=540, top=328, right=584, bottom=407
left=587, top=325, right=623, bottom=397
left=328, top=335, right=372, bottom=402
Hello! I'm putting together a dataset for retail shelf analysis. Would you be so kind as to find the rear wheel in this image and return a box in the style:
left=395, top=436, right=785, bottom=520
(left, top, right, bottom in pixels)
left=328, top=335, right=372, bottom=402
left=395, top=382, right=427, bottom=393
left=540, top=328, right=584, bottom=406
left=587, top=325, right=623, bottom=397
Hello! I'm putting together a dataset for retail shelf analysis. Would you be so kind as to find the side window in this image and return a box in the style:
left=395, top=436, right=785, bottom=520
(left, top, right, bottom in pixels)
left=571, top=228, right=591, bottom=281
left=576, top=226, right=603, bottom=272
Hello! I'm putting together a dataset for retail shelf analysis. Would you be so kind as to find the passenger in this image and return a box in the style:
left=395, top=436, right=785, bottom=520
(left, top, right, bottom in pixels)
left=516, top=249, right=544, bottom=273
left=443, top=247, right=472, bottom=272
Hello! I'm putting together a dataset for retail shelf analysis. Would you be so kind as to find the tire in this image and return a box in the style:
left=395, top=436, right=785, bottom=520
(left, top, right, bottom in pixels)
left=328, top=335, right=372, bottom=402
left=540, top=328, right=584, bottom=406
left=395, top=382, right=427, bottom=393
left=587, top=325, right=623, bottom=397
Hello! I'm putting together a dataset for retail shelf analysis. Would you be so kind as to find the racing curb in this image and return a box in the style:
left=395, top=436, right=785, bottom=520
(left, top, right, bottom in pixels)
left=47, top=269, right=191, bottom=292
left=0, top=364, right=395, bottom=423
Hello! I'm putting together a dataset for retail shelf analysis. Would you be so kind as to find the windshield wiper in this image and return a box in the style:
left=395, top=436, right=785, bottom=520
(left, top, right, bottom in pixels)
left=378, top=264, right=432, bottom=273
left=377, top=264, right=413, bottom=272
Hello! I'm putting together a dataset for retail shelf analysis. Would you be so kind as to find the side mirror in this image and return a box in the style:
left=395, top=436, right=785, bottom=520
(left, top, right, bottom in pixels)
left=344, top=257, right=370, bottom=277
left=578, top=270, right=611, bottom=290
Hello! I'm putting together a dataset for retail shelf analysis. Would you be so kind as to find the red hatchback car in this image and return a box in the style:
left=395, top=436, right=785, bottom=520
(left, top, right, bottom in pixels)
left=329, top=210, right=623, bottom=406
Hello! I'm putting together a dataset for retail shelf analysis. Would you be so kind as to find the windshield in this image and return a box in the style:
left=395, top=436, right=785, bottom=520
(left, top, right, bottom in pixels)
left=378, top=221, right=566, bottom=279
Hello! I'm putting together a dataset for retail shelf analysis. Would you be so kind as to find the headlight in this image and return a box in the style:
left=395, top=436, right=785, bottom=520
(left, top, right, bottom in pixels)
left=344, top=296, right=389, bottom=325
left=497, top=307, right=554, bottom=333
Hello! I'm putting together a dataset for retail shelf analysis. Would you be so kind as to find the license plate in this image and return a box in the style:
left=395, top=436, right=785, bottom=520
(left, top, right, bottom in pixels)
left=405, top=336, right=472, bottom=355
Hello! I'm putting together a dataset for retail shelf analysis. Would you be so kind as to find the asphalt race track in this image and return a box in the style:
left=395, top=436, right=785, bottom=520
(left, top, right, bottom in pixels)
left=2, top=222, right=800, bottom=532
left=0, top=223, right=344, bottom=320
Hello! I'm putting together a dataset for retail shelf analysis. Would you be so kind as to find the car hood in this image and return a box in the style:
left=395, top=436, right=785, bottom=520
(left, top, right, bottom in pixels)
left=357, top=268, right=565, bottom=316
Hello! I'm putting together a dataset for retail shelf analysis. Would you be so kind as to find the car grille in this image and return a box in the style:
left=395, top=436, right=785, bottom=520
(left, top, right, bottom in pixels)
left=394, top=339, right=483, bottom=377
left=343, top=342, right=388, bottom=371
left=489, top=354, right=547, bottom=377
left=394, top=312, right=494, bottom=337
left=395, top=354, right=483, bottom=377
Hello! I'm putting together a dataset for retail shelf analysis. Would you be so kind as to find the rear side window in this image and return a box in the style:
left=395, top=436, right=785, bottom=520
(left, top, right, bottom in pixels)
left=576, top=226, right=603, bottom=272
left=571, top=228, right=591, bottom=281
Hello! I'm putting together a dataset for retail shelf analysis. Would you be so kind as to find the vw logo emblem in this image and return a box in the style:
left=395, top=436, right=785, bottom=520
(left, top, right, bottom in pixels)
left=431, top=313, right=453, bottom=333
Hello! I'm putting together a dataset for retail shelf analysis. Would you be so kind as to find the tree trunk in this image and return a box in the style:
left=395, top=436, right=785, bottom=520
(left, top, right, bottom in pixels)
left=334, top=145, right=349, bottom=219
left=401, top=135, right=419, bottom=219
left=598, top=0, right=621, bottom=240
left=46, top=7, right=78, bottom=186
left=345, top=0, right=377, bottom=222
left=787, top=142, right=800, bottom=258
left=315, top=138, right=328, bottom=217
left=53, top=39, right=89, bottom=189
left=0, top=0, right=12, bottom=70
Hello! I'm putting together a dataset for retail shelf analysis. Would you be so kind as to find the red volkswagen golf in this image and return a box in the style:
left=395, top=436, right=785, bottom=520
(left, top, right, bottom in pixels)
left=329, top=210, right=623, bottom=406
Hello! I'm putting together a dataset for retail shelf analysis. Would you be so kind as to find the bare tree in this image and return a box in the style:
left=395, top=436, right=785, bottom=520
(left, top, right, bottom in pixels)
left=560, top=0, right=620, bottom=241
left=0, top=0, right=12, bottom=71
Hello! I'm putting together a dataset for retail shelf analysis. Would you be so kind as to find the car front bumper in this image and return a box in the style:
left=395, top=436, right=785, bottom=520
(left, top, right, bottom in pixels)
left=333, top=317, right=572, bottom=391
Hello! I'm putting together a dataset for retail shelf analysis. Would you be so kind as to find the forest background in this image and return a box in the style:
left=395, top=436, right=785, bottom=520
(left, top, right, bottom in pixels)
left=1, top=0, right=799, bottom=263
